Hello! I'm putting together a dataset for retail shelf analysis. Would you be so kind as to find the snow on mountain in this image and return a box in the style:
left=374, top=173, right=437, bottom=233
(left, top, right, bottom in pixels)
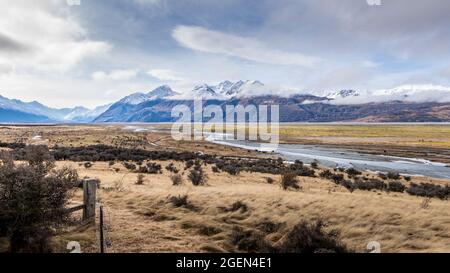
left=191, top=84, right=220, bottom=99
left=182, top=80, right=267, bottom=99
left=329, top=84, right=450, bottom=105
left=326, top=90, right=360, bottom=99
left=147, top=85, right=178, bottom=100
left=119, top=92, right=150, bottom=105
left=373, top=84, right=450, bottom=102
left=119, top=85, right=179, bottom=105
left=63, top=104, right=112, bottom=122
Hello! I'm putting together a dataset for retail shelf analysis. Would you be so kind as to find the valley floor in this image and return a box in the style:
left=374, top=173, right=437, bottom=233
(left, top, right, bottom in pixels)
left=0, top=124, right=449, bottom=253
left=64, top=161, right=450, bottom=253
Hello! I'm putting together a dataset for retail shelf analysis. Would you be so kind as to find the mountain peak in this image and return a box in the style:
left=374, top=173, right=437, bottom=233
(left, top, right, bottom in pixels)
left=147, top=85, right=178, bottom=99
left=326, top=90, right=360, bottom=99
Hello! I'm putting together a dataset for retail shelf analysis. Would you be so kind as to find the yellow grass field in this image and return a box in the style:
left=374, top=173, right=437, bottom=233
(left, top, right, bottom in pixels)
left=55, top=161, right=450, bottom=253
left=0, top=124, right=449, bottom=253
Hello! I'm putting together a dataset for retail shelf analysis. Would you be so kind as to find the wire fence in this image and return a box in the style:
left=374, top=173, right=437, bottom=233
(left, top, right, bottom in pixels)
left=96, top=203, right=115, bottom=253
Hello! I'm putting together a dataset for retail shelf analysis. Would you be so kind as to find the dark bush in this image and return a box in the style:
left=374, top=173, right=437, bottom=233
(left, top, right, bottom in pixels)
left=266, top=177, right=274, bottom=184
left=170, top=174, right=183, bottom=186
left=165, top=163, right=179, bottom=174
left=256, top=220, right=283, bottom=234
left=281, top=173, right=300, bottom=190
left=406, top=183, right=449, bottom=199
left=229, top=226, right=273, bottom=253
left=378, top=173, right=388, bottom=180
left=346, top=168, right=362, bottom=176
left=135, top=174, right=145, bottom=185
left=185, top=160, right=194, bottom=170
left=122, top=161, right=136, bottom=171
left=188, top=167, right=207, bottom=186
left=212, top=166, right=220, bottom=173
left=0, top=146, right=78, bottom=252
left=222, top=164, right=241, bottom=175
left=387, top=172, right=400, bottom=180
left=340, top=180, right=355, bottom=192
left=84, top=162, right=93, bottom=169
left=310, top=162, right=319, bottom=169
left=219, top=201, right=249, bottom=213
left=276, top=220, right=351, bottom=253
left=353, top=178, right=386, bottom=192
left=387, top=181, right=406, bottom=193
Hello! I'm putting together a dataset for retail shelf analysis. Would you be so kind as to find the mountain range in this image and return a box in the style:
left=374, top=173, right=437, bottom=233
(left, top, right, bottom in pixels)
left=2, top=81, right=450, bottom=123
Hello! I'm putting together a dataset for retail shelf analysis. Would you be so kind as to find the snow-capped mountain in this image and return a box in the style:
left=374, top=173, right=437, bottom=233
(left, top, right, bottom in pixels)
left=372, top=84, right=450, bottom=103
left=119, top=85, right=179, bottom=105
left=326, top=90, right=360, bottom=99
left=186, top=80, right=266, bottom=99
left=0, top=94, right=111, bottom=123
left=192, top=84, right=221, bottom=99
left=63, top=104, right=112, bottom=122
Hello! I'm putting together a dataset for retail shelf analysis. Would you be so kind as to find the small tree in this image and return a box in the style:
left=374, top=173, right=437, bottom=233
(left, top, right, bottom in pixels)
left=135, top=174, right=145, bottom=185
left=188, top=166, right=207, bottom=186
left=0, top=146, right=78, bottom=252
left=281, top=173, right=300, bottom=190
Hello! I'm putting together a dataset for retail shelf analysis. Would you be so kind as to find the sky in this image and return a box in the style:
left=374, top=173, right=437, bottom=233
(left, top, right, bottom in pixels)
left=0, top=0, right=450, bottom=108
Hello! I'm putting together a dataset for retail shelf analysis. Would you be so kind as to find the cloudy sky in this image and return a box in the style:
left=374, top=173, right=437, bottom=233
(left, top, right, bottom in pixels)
left=0, top=0, right=450, bottom=108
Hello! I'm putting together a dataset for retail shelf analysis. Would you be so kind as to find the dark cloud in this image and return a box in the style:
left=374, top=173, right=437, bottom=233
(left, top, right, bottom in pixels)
left=0, top=33, right=29, bottom=53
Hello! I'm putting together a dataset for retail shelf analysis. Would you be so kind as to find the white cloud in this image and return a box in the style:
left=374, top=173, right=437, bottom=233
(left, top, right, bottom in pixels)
left=92, top=69, right=138, bottom=81
left=147, top=69, right=184, bottom=81
left=0, top=0, right=111, bottom=73
left=172, top=25, right=319, bottom=67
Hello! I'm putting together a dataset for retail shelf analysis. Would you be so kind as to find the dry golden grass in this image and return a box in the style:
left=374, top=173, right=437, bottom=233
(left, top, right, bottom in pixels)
left=58, top=161, right=450, bottom=253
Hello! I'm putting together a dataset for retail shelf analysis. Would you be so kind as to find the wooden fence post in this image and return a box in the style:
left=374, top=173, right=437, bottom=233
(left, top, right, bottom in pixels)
left=99, top=205, right=105, bottom=253
left=83, top=179, right=97, bottom=221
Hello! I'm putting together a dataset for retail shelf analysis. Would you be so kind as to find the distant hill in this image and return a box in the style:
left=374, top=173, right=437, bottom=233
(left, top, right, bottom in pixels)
left=3, top=81, right=450, bottom=123
left=0, top=108, right=53, bottom=123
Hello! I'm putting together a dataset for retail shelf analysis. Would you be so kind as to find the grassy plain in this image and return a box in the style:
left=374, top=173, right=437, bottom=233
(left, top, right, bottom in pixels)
left=0, top=124, right=449, bottom=253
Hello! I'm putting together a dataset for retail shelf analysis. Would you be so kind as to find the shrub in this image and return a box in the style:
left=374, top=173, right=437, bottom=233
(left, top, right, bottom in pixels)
left=169, top=195, right=197, bottom=211
left=165, top=163, right=179, bottom=174
left=212, top=166, right=220, bottom=173
left=146, top=162, right=162, bottom=174
left=310, top=161, right=319, bottom=169
left=378, top=173, right=388, bottom=180
left=84, top=161, right=93, bottom=169
left=340, top=180, right=355, bottom=192
left=122, top=161, right=136, bottom=171
left=276, top=220, right=350, bottom=253
left=353, top=178, right=386, bottom=192
left=0, top=146, right=78, bottom=252
left=135, top=174, right=145, bottom=185
left=169, top=195, right=189, bottom=207
left=404, top=176, right=412, bottom=182
left=185, top=160, right=194, bottom=170
left=387, top=172, right=400, bottom=180
left=406, top=183, right=449, bottom=200
left=231, top=201, right=248, bottom=213
left=170, top=174, right=183, bottom=186
left=222, top=164, right=241, bottom=175
left=188, top=167, right=207, bottom=186
left=256, top=220, right=283, bottom=234
left=266, top=177, right=274, bottom=184
left=198, top=226, right=222, bottom=236
left=229, top=226, right=273, bottom=252
left=281, top=173, right=300, bottom=190
left=319, top=170, right=333, bottom=179
left=387, top=181, right=406, bottom=193
left=346, top=168, right=362, bottom=176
